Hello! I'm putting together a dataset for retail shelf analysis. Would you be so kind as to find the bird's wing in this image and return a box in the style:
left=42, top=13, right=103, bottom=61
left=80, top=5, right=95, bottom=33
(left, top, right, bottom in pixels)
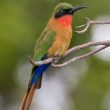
left=33, top=29, right=56, bottom=61
left=28, top=29, right=55, bottom=88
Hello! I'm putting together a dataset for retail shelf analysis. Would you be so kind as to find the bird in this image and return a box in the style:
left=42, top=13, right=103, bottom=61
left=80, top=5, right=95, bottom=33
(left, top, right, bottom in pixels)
left=20, top=3, right=86, bottom=110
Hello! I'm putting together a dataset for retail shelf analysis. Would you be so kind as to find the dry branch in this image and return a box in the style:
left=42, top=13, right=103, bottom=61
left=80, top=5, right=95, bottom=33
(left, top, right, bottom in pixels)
left=52, top=45, right=108, bottom=67
left=75, top=17, right=110, bottom=34
left=29, top=40, right=110, bottom=67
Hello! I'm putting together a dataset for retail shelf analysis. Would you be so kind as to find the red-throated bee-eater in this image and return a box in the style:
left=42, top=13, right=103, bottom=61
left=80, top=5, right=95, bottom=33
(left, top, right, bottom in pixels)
left=20, top=3, right=86, bottom=110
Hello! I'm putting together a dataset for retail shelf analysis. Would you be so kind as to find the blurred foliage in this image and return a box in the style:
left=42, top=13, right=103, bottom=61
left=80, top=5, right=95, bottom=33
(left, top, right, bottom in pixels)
left=0, top=0, right=110, bottom=110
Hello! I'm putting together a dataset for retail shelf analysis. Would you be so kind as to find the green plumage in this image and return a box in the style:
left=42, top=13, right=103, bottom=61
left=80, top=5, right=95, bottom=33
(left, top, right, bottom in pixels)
left=53, top=3, right=73, bottom=17
left=27, top=29, right=55, bottom=88
left=33, top=29, right=56, bottom=61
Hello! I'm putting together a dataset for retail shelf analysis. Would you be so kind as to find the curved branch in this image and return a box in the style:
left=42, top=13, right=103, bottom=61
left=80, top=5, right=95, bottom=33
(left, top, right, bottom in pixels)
left=29, top=40, right=110, bottom=67
left=64, top=40, right=110, bottom=56
left=29, top=56, right=54, bottom=66
left=52, top=45, right=108, bottom=67
left=75, top=17, right=110, bottom=34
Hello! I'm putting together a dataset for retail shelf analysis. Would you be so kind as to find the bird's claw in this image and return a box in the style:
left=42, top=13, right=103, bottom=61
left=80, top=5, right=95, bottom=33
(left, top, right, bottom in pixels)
left=53, top=56, right=61, bottom=63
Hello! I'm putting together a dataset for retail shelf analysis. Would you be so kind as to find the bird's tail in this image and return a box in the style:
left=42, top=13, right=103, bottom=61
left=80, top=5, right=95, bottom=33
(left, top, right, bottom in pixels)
left=20, top=55, right=51, bottom=110
left=20, top=84, right=35, bottom=110
left=20, top=74, right=43, bottom=110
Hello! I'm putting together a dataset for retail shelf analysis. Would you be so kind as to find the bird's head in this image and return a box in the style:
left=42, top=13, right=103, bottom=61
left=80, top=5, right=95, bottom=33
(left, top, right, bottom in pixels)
left=52, top=3, right=86, bottom=27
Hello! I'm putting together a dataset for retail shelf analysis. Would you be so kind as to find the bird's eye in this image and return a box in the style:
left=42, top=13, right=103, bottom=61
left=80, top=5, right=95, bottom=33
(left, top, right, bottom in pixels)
left=60, top=9, right=64, bottom=14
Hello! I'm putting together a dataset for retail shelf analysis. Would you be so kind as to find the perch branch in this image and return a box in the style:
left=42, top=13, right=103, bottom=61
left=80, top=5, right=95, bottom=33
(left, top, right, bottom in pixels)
left=75, top=17, right=110, bottom=34
left=52, top=45, right=108, bottom=67
left=29, top=56, right=54, bottom=66
left=29, top=40, right=110, bottom=67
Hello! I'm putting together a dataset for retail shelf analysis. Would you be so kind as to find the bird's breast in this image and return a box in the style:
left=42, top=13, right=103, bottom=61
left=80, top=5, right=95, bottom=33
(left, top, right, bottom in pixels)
left=48, top=25, right=72, bottom=56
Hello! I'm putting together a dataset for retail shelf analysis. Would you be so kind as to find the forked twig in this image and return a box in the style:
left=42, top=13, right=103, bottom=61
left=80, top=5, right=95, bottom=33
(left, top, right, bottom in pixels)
left=75, top=17, right=110, bottom=34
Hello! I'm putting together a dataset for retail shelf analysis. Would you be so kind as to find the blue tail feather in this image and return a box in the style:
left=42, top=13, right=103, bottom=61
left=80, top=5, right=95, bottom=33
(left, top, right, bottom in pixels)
left=30, top=55, right=51, bottom=86
left=31, top=63, right=50, bottom=85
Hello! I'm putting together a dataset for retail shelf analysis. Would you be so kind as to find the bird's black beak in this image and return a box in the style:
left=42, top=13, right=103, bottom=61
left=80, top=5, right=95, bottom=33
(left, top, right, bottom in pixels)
left=69, top=6, right=87, bottom=14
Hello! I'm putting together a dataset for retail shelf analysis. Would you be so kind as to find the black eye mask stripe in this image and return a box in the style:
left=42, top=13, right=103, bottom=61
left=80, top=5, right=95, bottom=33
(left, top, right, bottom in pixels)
left=55, top=8, right=72, bottom=18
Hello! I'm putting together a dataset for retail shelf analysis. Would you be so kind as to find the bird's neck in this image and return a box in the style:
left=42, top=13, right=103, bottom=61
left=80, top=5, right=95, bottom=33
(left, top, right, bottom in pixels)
left=57, top=15, right=73, bottom=27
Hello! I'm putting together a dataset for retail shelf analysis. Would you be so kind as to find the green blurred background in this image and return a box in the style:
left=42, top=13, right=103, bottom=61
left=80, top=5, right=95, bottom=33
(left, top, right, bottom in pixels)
left=0, top=0, right=110, bottom=110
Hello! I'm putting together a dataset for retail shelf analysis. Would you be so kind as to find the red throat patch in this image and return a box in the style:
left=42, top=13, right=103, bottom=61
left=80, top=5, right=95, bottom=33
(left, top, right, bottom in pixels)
left=57, top=15, right=73, bottom=27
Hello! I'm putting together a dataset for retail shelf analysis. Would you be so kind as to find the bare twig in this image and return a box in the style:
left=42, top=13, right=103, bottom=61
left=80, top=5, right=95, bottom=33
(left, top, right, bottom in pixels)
left=52, top=45, right=108, bottom=67
left=29, top=56, right=54, bottom=66
left=75, top=17, right=110, bottom=34
left=64, top=40, right=110, bottom=56
left=29, top=40, right=110, bottom=67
